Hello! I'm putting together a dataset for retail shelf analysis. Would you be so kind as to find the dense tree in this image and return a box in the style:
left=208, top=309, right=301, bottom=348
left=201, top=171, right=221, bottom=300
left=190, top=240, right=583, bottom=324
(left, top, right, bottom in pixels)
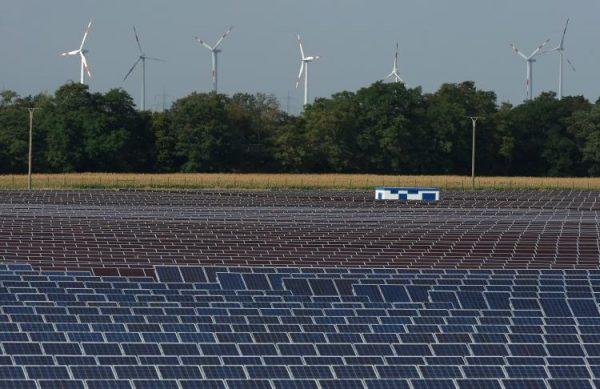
left=0, top=82, right=598, bottom=176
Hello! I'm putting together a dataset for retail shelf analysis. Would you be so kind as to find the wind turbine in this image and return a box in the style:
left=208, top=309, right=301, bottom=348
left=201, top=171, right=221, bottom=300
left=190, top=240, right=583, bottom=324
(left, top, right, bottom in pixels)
left=60, top=19, right=93, bottom=84
left=123, top=26, right=164, bottom=111
left=194, top=26, right=233, bottom=93
left=543, top=19, right=576, bottom=99
left=384, top=43, right=404, bottom=83
left=295, top=34, right=320, bottom=106
left=510, top=38, right=550, bottom=100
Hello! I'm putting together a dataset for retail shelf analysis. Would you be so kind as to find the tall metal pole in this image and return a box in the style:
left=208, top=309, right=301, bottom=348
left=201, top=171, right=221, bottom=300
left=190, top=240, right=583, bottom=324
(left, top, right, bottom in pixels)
left=212, top=51, right=218, bottom=93
left=80, top=58, right=85, bottom=84
left=141, top=57, right=146, bottom=111
left=526, top=60, right=533, bottom=100
left=27, top=108, right=39, bottom=190
left=468, top=116, right=482, bottom=190
left=304, top=62, right=309, bottom=106
left=558, top=51, right=563, bottom=99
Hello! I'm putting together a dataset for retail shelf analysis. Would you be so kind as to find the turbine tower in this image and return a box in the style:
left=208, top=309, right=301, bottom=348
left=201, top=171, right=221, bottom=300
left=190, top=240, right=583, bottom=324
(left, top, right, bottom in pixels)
left=543, top=19, right=576, bottom=99
left=123, top=26, right=164, bottom=111
left=194, top=26, right=233, bottom=93
left=384, top=43, right=404, bottom=83
left=510, top=38, right=550, bottom=100
left=60, top=19, right=93, bottom=84
left=295, top=34, right=320, bottom=106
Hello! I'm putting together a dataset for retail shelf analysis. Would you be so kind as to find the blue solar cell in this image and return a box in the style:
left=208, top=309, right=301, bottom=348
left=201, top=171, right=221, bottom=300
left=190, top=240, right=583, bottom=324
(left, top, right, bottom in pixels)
left=457, top=379, right=503, bottom=389
left=218, top=273, right=245, bottom=289
left=309, top=279, right=337, bottom=296
left=411, top=379, right=456, bottom=389
left=158, top=366, right=202, bottom=379
left=114, top=366, right=159, bottom=379
left=376, top=366, right=419, bottom=379
left=0, top=366, right=25, bottom=379
left=130, top=380, right=179, bottom=389
left=42, top=343, right=82, bottom=355
left=2, top=342, right=42, bottom=355
left=463, top=365, right=505, bottom=378
left=354, top=285, right=384, bottom=302
left=548, top=366, right=591, bottom=379
left=160, top=343, right=200, bottom=356
left=38, top=381, right=85, bottom=389
left=86, top=381, right=133, bottom=389
left=226, top=380, right=271, bottom=389
left=316, top=344, right=356, bottom=356
left=180, top=267, right=207, bottom=283
left=247, top=366, right=290, bottom=379
left=25, top=366, right=70, bottom=379
left=272, top=380, right=319, bottom=389
left=71, top=366, right=115, bottom=379
left=242, top=273, right=270, bottom=290
left=569, top=299, right=600, bottom=317
left=203, top=366, right=246, bottom=379
left=505, top=366, right=548, bottom=379
left=286, top=365, right=332, bottom=380
left=541, top=299, right=573, bottom=317
left=509, top=344, right=547, bottom=357
left=122, top=343, right=161, bottom=356
left=200, top=343, right=239, bottom=356
left=284, top=279, right=312, bottom=295
left=333, top=366, right=378, bottom=380
left=546, top=344, right=585, bottom=357
left=279, top=344, right=317, bottom=356
left=317, top=380, right=364, bottom=389
left=156, top=267, right=183, bottom=283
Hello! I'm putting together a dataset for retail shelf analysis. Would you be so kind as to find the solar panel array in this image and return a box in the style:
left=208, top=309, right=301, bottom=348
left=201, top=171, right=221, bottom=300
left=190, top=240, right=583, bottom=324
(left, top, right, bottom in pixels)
left=2, top=263, right=600, bottom=389
left=1, top=189, right=600, bottom=389
left=1, top=190, right=599, bottom=278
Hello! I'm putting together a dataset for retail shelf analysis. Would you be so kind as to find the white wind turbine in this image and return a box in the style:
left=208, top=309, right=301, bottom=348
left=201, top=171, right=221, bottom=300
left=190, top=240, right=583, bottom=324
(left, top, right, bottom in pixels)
left=384, top=43, right=404, bottom=83
left=123, top=26, right=164, bottom=111
left=543, top=19, right=576, bottom=99
left=510, top=38, right=550, bottom=100
left=295, top=34, right=320, bottom=106
left=60, top=19, right=93, bottom=84
left=194, top=26, right=233, bottom=93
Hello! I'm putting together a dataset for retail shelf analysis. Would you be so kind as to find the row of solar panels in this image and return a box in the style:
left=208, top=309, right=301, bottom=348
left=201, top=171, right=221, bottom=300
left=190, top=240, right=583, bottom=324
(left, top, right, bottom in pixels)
left=1, top=266, right=600, bottom=388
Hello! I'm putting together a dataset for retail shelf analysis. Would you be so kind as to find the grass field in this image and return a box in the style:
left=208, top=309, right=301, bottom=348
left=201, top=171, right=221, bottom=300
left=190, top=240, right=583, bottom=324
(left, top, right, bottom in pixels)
left=0, top=173, right=599, bottom=190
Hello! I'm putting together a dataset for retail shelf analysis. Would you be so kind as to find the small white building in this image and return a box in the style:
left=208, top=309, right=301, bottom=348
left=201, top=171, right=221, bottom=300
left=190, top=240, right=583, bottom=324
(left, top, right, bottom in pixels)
left=375, top=187, right=440, bottom=201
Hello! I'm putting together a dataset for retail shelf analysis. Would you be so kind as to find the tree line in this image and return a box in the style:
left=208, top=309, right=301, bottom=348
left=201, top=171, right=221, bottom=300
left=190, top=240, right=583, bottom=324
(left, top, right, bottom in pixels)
left=1, top=81, right=600, bottom=176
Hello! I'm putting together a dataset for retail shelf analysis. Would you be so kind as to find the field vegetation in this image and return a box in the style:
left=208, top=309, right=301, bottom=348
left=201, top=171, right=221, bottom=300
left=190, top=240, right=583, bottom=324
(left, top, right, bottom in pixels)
left=1, top=173, right=600, bottom=190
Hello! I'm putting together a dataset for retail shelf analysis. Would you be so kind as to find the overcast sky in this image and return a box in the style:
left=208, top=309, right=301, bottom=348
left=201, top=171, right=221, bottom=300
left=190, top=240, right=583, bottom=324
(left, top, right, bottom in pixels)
left=2, top=0, right=599, bottom=112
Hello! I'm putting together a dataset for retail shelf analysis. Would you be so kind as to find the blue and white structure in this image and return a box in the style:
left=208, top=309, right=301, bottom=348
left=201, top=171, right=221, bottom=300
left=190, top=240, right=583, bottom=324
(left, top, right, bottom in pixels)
left=375, top=187, right=440, bottom=201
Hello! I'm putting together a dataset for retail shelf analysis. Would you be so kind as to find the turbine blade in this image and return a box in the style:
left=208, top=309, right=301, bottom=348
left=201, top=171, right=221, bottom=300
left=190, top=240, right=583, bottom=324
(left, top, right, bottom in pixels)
left=560, top=18, right=569, bottom=48
left=295, top=62, right=305, bottom=88
left=194, top=37, right=214, bottom=50
left=511, top=44, right=528, bottom=60
left=567, top=58, right=576, bottom=72
left=297, top=34, right=305, bottom=59
left=145, top=57, right=165, bottom=62
left=123, top=57, right=142, bottom=82
left=61, top=49, right=80, bottom=57
left=133, top=26, right=143, bottom=54
left=530, top=38, right=551, bottom=57
left=79, top=19, right=92, bottom=50
left=81, top=52, right=92, bottom=79
left=213, top=26, right=233, bottom=49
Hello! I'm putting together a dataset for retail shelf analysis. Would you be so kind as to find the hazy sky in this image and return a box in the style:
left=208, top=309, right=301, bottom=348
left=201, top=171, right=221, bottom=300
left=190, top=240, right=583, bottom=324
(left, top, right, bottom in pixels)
left=2, top=0, right=600, bottom=112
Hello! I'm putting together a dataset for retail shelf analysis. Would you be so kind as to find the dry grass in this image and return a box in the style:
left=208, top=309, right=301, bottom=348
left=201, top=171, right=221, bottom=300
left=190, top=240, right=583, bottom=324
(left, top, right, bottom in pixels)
left=0, top=173, right=598, bottom=190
